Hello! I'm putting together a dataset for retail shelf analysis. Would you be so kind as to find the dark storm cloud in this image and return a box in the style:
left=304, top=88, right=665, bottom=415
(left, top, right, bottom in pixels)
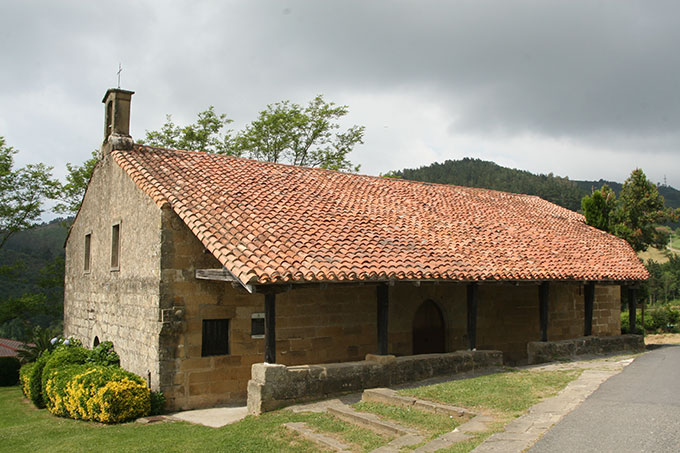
left=0, top=0, right=678, bottom=188
left=238, top=1, right=680, bottom=140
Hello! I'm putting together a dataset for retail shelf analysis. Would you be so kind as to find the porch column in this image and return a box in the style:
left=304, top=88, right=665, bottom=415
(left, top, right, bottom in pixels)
left=467, top=282, right=478, bottom=350
left=265, top=293, right=276, bottom=363
left=377, top=284, right=389, bottom=355
left=584, top=282, right=595, bottom=336
left=539, top=282, right=550, bottom=342
left=628, top=286, right=637, bottom=334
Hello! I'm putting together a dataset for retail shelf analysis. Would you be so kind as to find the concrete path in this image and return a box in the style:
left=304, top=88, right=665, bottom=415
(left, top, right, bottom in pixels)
left=167, top=406, right=248, bottom=428
left=472, top=354, right=638, bottom=453
left=529, top=345, right=680, bottom=452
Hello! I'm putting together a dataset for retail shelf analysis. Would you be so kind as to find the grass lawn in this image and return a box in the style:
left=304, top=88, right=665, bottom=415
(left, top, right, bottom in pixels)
left=353, top=401, right=462, bottom=439
left=671, top=233, right=680, bottom=250
left=1, top=367, right=583, bottom=453
left=638, top=246, right=671, bottom=264
left=400, top=369, right=581, bottom=417
left=0, top=385, right=378, bottom=453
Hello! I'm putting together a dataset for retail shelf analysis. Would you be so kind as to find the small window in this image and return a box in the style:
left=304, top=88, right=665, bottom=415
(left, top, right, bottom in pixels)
left=202, top=319, right=230, bottom=356
left=84, top=233, right=91, bottom=272
left=251, top=313, right=265, bottom=338
left=93, top=336, right=100, bottom=348
left=111, top=223, right=120, bottom=270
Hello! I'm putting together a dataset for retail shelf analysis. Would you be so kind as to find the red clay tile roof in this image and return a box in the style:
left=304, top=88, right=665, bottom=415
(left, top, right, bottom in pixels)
left=0, top=337, right=26, bottom=357
left=113, top=145, right=649, bottom=286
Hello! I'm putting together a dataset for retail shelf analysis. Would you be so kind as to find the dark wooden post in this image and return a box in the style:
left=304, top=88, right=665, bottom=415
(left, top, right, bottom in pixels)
left=265, top=293, right=276, bottom=363
left=628, top=286, right=637, bottom=334
left=377, top=284, right=389, bottom=355
left=539, top=282, right=550, bottom=342
left=584, top=282, right=595, bottom=336
left=467, top=282, right=478, bottom=350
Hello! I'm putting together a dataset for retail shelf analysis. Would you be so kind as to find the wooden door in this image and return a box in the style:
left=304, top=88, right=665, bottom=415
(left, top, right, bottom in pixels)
left=412, top=300, right=446, bottom=354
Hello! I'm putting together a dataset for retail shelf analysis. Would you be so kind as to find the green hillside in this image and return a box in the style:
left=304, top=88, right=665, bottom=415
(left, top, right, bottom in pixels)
left=0, top=218, right=69, bottom=298
left=391, top=158, right=680, bottom=215
left=0, top=218, right=70, bottom=340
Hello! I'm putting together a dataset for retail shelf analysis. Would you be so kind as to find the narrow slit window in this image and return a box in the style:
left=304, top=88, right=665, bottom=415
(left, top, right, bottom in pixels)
left=251, top=313, right=265, bottom=338
left=111, top=223, right=120, bottom=270
left=202, top=319, right=230, bottom=356
left=84, top=233, right=91, bottom=272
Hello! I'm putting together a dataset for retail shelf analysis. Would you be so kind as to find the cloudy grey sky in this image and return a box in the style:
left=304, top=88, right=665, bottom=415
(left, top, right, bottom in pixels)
left=1, top=0, right=679, bottom=190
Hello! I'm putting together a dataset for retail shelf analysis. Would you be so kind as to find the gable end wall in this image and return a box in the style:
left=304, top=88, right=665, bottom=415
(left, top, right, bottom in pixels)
left=64, top=153, right=163, bottom=388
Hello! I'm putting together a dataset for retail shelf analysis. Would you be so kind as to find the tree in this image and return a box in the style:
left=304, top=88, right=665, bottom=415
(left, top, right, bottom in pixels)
left=581, top=169, right=678, bottom=252
left=61, top=96, right=364, bottom=216
left=141, top=95, right=364, bottom=171
left=54, top=150, right=98, bottom=215
left=581, top=184, right=617, bottom=232
left=233, top=95, right=364, bottom=172
left=0, top=137, right=60, bottom=249
left=613, top=169, right=678, bottom=252
left=139, top=106, right=234, bottom=154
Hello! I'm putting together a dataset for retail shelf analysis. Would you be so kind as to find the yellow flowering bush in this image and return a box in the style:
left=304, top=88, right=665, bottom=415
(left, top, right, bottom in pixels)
left=91, top=378, right=151, bottom=423
left=44, top=364, right=90, bottom=417
left=19, top=362, right=36, bottom=398
left=22, top=339, right=155, bottom=424
left=60, top=366, right=150, bottom=423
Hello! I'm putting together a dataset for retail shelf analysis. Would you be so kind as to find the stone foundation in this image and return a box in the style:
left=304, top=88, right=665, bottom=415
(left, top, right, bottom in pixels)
left=247, top=350, right=503, bottom=415
left=526, top=335, right=645, bottom=365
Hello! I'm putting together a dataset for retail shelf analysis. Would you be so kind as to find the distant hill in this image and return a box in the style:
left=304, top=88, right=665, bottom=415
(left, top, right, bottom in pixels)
left=0, top=218, right=69, bottom=299
left=391, top=158, right=680, bottom=216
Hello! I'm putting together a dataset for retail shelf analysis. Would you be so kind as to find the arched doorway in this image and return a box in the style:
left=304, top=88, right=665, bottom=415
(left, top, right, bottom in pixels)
left=412, top=300, right=446, bottom=354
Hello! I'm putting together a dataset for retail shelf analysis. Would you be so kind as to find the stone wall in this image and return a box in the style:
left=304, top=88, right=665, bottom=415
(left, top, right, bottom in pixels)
left=247, top=350, right=503, bottom=415
left=475, top=285, right=541, bottom=363
left=593, top=285, right=621, bottom=336
left=158, top=212, right=383, bottom=409
left=157, top=209, right=268, bottom=409
left=547, top=283, right=585, bottom=340
left=64, top=152, right=163, bottom=387
left=527, top=334, right=644, bottom=364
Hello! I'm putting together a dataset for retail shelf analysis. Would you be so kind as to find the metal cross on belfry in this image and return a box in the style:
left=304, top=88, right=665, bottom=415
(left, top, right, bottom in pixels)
left=117, top=63, right=122, bottom=89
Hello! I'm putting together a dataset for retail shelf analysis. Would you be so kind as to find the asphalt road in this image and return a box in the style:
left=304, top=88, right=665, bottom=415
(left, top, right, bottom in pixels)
left=530, top=345, right=680, bottom=452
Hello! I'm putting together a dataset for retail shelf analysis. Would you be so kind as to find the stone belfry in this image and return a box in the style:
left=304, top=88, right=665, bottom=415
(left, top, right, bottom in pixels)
left=101, top=88, right=135, bottom=152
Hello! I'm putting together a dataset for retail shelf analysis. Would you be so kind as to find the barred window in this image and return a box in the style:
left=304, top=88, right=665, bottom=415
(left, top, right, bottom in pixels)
left=202, top=319, right=230, bottom=356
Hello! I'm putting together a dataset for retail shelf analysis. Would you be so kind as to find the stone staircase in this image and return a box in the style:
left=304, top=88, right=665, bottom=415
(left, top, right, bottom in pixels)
left=284, top=387, right=496, bottom=452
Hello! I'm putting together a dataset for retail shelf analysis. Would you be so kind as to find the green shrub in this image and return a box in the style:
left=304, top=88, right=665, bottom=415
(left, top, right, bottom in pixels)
left=87, top=341, right=120, bottom=367
left=150, top=391, right=166, bottom=415
left=0, top=356, right=21, bottom=386
left=27, top=351, right=52, bottom=408
left=620, top=312, right=643, bottom=334
left=41, top=346, right=91, bottom=412
left=646, top=305, right=680, bottom=332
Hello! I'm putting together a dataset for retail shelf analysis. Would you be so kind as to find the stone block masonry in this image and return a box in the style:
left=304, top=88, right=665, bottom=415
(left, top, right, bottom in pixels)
left=247, top=350, right=503, bottom=415
left=526, top=335, right=644, bottom=365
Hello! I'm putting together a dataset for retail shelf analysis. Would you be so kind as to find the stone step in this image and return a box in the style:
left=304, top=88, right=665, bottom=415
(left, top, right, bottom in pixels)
left=284, top=422, right=351, bottom=452
left=457, top=415, right=496, bottom=433
left=327, top=405, right=419, bottom=437
left=371, top=433, right=426, bottom=452
left=362, top=387, right=473, bottom=418
left=413, top=414, right=496, bottom=452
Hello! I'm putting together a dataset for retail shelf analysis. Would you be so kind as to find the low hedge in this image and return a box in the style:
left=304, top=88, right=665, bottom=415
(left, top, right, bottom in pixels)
left=27, top=352, right=52, bottom=408
left=0, top=356, right=21, bottom=386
